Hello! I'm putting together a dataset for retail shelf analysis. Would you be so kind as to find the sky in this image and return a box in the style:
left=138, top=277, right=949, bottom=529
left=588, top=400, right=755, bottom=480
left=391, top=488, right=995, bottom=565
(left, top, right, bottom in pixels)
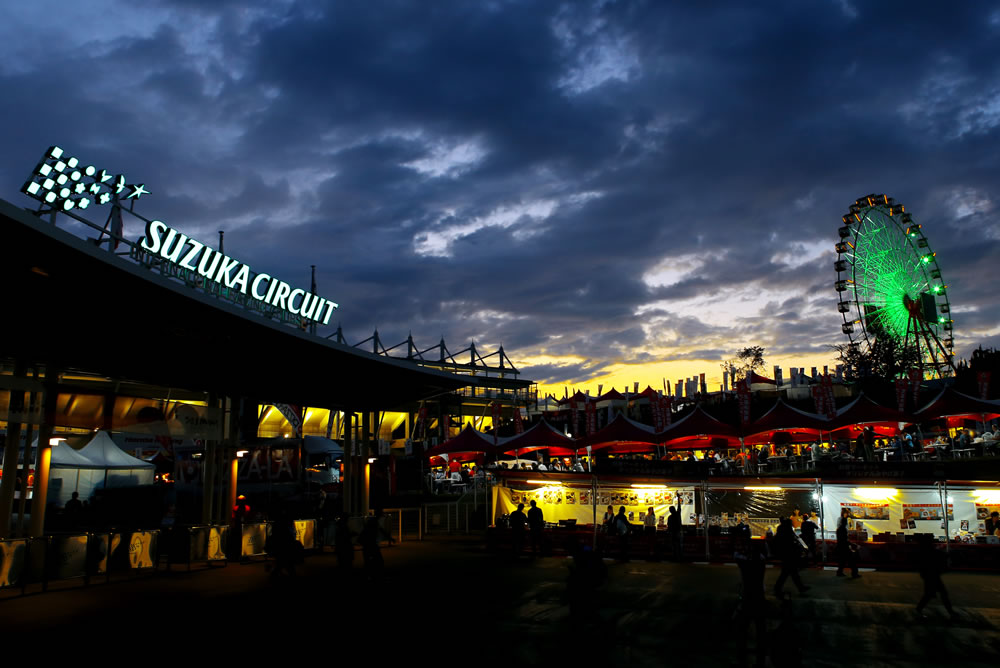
left=2, top=1, right=999, bottom=397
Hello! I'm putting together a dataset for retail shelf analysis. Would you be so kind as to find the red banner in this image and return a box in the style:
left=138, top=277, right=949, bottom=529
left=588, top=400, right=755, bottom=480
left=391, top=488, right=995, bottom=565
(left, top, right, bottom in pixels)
left=737, top=378, right=751, bottom=424
left=662, top=396, right=673, bottom=427
left=570, top=398, right=580, bottom=437
left=491, top=401, right=502, bottom=446
left=894, top=378, right=909, bottom=413
left=978, top=371, right=992, bottom=400
left=512, top=404, right=523, bottom=434
left=585, top=401, right=596, bottom=435
left=908, top=368, right=923, bottom=406
left=415, top=405, right=428, bottom=440
left=652, top=394, right=663, bottom=432
left=822, top=374, right=836, bottom=419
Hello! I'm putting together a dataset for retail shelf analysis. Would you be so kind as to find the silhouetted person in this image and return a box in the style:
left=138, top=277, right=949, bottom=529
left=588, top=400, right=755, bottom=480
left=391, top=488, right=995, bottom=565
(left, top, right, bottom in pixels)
left=510, top=503, right=527, bottom=556
left=916, top=534, right=955, bottom=620
left=667, top=505, right=683, bottom=561
left=836, top=509, right=860, bottom=578
left=268, top=514, right=298, bottom=580
left=527, top=500, right=544, bottom=557
left=602, top=505, right=615, bottom=534
left=800, top=512, right=818, bottom=565
left=359, top=513, right=385, bottom=582
left=773, top=518, right=809, bottom=599
left=64, top=491, right=83, bottom=530
left=614, top=506, right=630, bottom=561
left=335, top=515, right=354, bottom=571
left=735, top=539, right=768, bottom=667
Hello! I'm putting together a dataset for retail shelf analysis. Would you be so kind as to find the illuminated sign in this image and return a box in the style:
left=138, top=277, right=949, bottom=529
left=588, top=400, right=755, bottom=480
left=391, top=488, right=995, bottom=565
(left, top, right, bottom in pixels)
left=22, top=145, right=339, bottom=325
left=21, top=145, right=147, bottom=211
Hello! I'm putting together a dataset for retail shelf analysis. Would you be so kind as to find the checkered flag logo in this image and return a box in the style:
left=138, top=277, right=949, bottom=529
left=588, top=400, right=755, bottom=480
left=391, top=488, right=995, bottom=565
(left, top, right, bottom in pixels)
left=21, top=145, right=149, bottom=214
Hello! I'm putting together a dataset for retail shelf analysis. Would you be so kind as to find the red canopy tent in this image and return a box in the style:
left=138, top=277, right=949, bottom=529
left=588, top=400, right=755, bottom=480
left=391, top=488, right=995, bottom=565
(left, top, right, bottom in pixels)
left=741, top=399, right=829, bottom=443
left=424, top=425, right=497, bottom=459
left=829, top=394, right=908, bottom=434
left=913, top=388, right=1000, bottom=422
left=658, top=406, right=738, bottom=447
left=496, top=419, right=577, bottom=456
left=577, top=413, right=657, bottom=450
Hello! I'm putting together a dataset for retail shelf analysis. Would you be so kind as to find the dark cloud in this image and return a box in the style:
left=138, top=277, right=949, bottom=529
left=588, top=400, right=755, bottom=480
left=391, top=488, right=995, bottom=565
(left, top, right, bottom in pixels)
left=2, top=0, right=999, bottom=386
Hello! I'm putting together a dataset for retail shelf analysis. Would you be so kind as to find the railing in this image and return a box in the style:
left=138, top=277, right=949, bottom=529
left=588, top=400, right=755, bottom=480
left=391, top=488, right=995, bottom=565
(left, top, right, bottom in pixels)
left=382, top=508, right=422, bottom=543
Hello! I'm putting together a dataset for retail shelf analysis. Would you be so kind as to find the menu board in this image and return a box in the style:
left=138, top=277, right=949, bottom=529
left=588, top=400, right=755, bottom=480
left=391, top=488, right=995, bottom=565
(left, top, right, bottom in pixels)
left=902, top=503, right=953, bottom=522
left=840, top=502, right=890, bottom=520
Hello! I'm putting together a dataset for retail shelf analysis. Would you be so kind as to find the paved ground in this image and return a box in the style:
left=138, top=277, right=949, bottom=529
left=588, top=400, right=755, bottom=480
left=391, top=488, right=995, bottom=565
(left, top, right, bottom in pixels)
left=1, top=537, right=998, bottom=666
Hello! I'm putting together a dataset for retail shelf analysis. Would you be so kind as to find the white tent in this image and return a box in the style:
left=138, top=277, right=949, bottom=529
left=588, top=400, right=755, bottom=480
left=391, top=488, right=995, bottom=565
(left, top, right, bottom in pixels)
left=78, top=431, right=155, bottom=490
left=37, top=433, right=156, bottom=506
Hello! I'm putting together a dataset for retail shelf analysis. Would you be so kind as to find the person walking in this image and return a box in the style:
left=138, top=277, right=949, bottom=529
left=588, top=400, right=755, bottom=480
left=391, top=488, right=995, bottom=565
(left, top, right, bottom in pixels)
left=800, top=512, right=819, bottom=565
left=835, top=508, right=860, bottom=578
left=916, top=534, right=956, bottom=619
left=614, top=506, right=631, bottom=561
left=527, top=499, right=544, bottom=557
left=667, top=505, right=683, bottom=561
left=510, top=503, right=528, bottom=556
left=773, top=518, right=810, bottom=599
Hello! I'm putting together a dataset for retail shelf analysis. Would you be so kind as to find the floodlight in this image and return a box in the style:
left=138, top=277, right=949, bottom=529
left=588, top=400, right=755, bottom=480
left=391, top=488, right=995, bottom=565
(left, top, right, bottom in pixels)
left=78, top=198, right=90, bottom=209
left=62, top=199, right=75, bottom=211
left=25, top=182, right=41, bottom=195
left=42, top=178, right=55, bottom=190
left=84, top=165, right=96, bottom=177
left=44, top=191, right=57, bottom=203
left=39, top=163, right=53, bottom=176
left=66, top=156, right=78, bottom=168
left=56, top=174, right=68, bottom=185
left=59, top=187, right=71, bottom=198
left=54, top=160, right=66, bottom=172
left=70, top=170, right=81, bottom=181
left=49, top=146, right=64, bottom=159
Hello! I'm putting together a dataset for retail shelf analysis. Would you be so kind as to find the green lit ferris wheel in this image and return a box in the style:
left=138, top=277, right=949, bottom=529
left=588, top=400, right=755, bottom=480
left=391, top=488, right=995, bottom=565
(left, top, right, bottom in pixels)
left=835, top=194, right=956, bottom=378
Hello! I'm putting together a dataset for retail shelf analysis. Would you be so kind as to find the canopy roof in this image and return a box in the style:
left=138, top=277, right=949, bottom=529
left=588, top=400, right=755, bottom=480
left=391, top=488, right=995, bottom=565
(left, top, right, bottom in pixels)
left=424, top=425, right=496, bottom=458
left=79, top=431, right=154, bottom=470
left=497, top=419, right=573, bottom=454
left=49, top=441, right=98, bottom=469
left=830, top=394, right=909, bottom=429
left=303, top=435, right=344, bottom=457
left=914, top=388, right=1000, bottom=420
left=659, top=406, right=739, bottom=444
left=743, top=399, right=828, bottom=437
left=576, top=413, right=656, bottom=447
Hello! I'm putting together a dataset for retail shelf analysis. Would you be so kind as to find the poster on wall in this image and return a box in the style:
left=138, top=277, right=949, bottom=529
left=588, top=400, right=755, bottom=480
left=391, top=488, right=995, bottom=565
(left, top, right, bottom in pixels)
left=840, top=502, right=890, bottom=520
left=902, top=503, right=953, bottom=522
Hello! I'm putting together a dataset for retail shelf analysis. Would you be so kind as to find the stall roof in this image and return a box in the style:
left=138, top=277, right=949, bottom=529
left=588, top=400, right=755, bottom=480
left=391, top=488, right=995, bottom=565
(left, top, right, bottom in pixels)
left=79, top=431, right=154, bottom=469
left=914, top=388, right=1000, bottom=420
left=830, top=394, right=909, bottom=429
left=743, top=399, right=829, bottom=437
left=497, top=419, right=573, bottom=454
left=658, top=406, right=739, bottom=444
left=576, top=413, right=656, bottom=447
left=424, top=425, right=496, bottom=458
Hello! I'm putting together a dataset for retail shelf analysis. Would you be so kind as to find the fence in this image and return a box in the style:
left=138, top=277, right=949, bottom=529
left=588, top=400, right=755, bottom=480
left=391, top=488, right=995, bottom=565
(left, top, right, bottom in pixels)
left=382, top=508, right=422, bottom=543
left=0, top=530, right=160, bottom=593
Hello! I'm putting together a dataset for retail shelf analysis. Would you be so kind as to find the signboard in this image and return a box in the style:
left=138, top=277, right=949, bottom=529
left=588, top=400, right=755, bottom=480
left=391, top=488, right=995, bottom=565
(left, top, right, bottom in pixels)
left=21, top=145, right=339, bottom=325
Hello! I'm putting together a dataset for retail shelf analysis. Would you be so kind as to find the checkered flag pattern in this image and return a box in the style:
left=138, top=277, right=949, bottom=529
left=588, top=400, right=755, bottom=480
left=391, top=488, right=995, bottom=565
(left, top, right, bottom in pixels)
left=21, top=145, right=148, bottom=213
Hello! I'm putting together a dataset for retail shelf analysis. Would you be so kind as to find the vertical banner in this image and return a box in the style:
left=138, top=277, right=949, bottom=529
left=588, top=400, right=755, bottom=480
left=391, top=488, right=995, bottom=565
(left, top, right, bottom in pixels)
left=512, top=404, right=524, bottom=434
left=570, top=397, right=580, bottom=436
left=652, top=392, right=664, bottom=432
left=822, top=374, right=836, bottom=419
left=894, top=378, right=909, bottom=413
left=977, top=371, right=991, bottom=400
left=662, top=396, right=673, bottom=428
left=415, top=405, right=428, bottom=441
left=737, top=377, right=752, bottom=424
left=811, top=385, right=825, bottom=416
left=491, top=401, right=502, bottom=446
left=585, top=400, right=597, bottom=435
left=274, top=403, right=303, bottom=437
left=908, top=368, right=923, bottom=406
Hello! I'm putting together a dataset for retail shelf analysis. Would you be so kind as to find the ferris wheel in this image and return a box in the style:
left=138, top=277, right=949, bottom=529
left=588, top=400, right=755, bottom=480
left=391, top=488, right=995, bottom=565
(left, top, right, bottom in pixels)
left=835, top=193, right=956, bottom=378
